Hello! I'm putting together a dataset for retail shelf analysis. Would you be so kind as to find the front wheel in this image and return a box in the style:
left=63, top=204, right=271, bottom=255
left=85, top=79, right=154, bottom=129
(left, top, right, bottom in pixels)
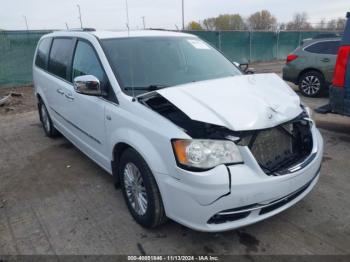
left=119, top=148, right=167, bottom=228
left=298, top=71, right=325, bottom=97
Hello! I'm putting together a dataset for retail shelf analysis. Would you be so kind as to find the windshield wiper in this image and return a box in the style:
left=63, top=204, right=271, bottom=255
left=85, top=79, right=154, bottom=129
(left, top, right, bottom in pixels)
left=123, top=84, right=168, bottom=91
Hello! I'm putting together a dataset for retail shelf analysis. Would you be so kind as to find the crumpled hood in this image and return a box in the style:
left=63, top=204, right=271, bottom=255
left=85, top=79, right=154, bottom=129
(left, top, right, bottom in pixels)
left=157, top=73, right=302, bottom=131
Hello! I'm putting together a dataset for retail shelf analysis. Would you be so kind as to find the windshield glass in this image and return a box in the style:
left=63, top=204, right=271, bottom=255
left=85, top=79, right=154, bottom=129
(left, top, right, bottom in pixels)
left=101, top=36, right=241, bottom=96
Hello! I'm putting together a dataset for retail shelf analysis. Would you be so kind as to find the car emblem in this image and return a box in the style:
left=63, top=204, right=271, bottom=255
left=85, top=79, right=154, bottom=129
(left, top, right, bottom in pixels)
left=268, top=113, right=273, bottom=119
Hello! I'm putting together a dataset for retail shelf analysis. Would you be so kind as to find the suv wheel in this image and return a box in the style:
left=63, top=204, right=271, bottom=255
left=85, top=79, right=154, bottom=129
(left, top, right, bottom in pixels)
left=298, top=71, right=325, bottom=97
left=39, top=100, right=59, bottom=137
left=119, top=148, right=167, bottom=228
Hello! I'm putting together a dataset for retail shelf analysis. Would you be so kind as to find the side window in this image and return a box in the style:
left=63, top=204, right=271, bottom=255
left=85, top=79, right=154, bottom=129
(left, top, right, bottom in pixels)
left=35, top=38, right=52, bottom=69
left=305, top=41, right=340, bottom=55
left=72, top=41, right=108, bottom=90
left=328, top=41, right=340, bottom=55
left=48, top=38, right=73, bottom=80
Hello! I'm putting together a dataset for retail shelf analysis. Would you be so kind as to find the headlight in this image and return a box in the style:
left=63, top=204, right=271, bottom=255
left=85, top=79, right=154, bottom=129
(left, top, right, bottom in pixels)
left=172, top=139, right=243, bottom=170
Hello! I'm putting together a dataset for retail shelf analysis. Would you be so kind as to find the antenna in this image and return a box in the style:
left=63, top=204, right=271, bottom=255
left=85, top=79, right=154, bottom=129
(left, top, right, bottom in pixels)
left=77, top=4, right=83, bottom=28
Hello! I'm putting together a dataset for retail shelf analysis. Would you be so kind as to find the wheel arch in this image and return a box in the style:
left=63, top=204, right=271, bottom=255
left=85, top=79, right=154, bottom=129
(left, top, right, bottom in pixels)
left=110, top=131, right=170, bottom=187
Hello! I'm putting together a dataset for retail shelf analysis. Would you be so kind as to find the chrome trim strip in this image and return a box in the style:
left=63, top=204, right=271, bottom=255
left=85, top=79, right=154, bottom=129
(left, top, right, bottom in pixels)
left=217, top=170, right=319, bottom=216
left=50, top=107, right=102, bottom=144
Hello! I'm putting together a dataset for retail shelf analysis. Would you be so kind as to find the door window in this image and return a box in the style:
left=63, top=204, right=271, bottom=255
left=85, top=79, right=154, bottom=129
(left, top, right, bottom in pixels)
left=72, top=40, right=108, bottom=90
left=305, top=41, right=340, bottom=55
left=48, top=38, right=73, bottom=80
left=35, top=38, right=52, bottom=69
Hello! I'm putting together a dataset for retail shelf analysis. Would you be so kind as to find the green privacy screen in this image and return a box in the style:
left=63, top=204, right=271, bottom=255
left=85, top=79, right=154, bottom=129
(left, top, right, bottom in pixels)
left=0, top=30, right=340, bottom=86
left=0, top=30, right=51, bottom=86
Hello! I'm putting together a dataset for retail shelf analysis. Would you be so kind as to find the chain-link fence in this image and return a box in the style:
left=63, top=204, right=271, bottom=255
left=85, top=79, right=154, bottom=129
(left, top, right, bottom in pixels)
left=0, top=30, right=51, bottom=86
left=187, top=30, right=341, bottom=63
left=0, top=30, right=342, bottom=87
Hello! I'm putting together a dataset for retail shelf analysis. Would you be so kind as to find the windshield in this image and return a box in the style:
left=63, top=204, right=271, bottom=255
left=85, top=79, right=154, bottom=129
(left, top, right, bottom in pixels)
left=101, top=36, right=241, bottom=96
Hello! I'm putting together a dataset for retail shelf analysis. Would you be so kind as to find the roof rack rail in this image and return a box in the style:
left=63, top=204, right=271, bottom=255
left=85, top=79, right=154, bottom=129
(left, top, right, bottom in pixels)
left=67, top=28, right=96, bottom=32
left=148, top=28, right=174, bottom=31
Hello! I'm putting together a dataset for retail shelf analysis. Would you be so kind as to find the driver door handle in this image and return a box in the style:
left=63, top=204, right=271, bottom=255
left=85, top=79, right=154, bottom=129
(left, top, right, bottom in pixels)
left=57, top=88, right=64, bottom=95
left=65, top=93, right=74, bottom=101
left=321, top=58, right=330, bottom=62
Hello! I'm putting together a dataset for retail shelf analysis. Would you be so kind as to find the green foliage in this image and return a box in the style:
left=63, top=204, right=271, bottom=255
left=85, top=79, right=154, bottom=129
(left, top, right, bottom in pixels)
left=248, top=10, right=277, bottom=30
left=203, top=14, right=245, bottom=30
left=187, top=21, right=203, bottom=30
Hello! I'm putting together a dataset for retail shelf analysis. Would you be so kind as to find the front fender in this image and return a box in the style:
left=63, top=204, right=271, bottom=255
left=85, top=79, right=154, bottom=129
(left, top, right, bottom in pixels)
left=108, top=127, right=170, bottom=175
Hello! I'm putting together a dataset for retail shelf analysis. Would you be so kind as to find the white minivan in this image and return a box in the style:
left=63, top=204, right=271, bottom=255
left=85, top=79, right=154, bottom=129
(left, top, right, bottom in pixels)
left=33, top=29, right=323, bottom=232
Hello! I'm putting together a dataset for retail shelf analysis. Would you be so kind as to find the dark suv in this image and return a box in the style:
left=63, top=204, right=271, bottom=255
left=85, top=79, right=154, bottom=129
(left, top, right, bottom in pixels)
left=283, top=38, right=340, bottom=97
left=329, top=12, right=350, bottom=116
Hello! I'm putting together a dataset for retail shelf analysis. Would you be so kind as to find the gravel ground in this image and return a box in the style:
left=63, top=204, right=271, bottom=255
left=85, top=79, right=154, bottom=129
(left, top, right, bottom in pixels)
left=0, top=61, right=350, bottom=255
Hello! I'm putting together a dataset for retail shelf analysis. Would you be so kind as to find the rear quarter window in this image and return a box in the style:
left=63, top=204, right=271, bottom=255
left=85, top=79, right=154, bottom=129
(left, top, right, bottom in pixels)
left=48, top=38, right=74, bottom=80
left=304, top=41, right=340, bottom=55
left=35, top=38, right=52, bottom=69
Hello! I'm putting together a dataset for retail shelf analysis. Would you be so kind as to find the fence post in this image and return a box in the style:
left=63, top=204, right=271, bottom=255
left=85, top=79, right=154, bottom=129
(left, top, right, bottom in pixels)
left=276, top=30, right=279, bottom=60
left=249, top=30, right=252, bottom=63
left=218, top=31, right=222, bottom=51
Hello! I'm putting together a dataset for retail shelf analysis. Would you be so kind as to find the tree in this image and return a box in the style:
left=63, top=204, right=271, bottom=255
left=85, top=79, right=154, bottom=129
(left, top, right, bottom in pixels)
left=214, top=14, right=245, bottom=30
left=286, top=12, right=312, bottom=30
left=327, top=19, right=337, bottom=30
left=323, top=18, right=346, bottom=30
left=336, top=18, right=346, bottom=30
left=186, top=21, right=203, bottom=30
left=247, top=10, right=277, bottom=30
left=203, top=14, right=245, bottom=30
left=316, top=18, right=326, bottom=30
left=203, top=18, right=216, bottom=30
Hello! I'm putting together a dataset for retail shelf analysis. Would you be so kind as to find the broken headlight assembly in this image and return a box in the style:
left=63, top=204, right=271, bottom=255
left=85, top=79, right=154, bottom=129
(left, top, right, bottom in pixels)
left=301, top=104, right=314, bottom=120
left=171, top=139, right=243, bottom=170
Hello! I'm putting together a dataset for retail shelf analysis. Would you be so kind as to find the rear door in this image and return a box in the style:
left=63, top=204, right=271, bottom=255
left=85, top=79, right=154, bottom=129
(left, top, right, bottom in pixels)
left=304, top=40, right=340, bottom=83
left=46, top=37, right=75, bottom=125
left=33, top=37, right=52, bottom=105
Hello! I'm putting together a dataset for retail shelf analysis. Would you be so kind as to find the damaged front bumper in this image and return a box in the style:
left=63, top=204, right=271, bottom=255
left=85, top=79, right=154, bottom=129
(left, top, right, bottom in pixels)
left=158, top=126, right=323, bottom=232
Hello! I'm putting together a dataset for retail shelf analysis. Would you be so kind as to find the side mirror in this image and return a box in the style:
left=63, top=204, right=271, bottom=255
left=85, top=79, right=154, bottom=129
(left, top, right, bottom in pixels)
left=238, top=63, right=249, bottom=72
left=244, top=67, right=255, bottom=74
left=73, top=75, right=102, bottom=96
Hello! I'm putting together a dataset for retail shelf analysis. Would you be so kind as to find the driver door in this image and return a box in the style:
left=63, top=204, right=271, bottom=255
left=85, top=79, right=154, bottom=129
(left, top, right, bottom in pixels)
left=62, top=39, right=111, bottom=170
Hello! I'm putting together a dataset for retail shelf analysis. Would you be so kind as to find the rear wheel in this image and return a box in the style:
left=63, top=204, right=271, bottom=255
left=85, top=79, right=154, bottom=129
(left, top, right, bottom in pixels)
left=38, top=100, right=59, bottom=137
left=298, top=71, right=325, bottom=97
left=119, top=148, right=167, bottom=228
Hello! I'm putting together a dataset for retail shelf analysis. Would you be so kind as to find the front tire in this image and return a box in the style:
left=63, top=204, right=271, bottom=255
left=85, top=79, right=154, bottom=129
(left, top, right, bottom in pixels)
left=38, top=100, right=59, bottom=137
left=298, top=71, right=325, bottom=97
left=119, top=148, right=167, bottom=228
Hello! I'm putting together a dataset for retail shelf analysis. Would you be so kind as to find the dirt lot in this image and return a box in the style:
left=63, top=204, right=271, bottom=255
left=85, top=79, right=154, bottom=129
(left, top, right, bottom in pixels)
left=1, top=62, right=350, bottom=255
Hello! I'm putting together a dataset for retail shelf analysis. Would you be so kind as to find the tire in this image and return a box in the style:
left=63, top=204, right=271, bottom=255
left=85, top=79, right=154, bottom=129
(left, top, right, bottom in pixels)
left=298, top=70, right=325, bottom=97
left=38, top=100, right=59, bottom=138
left=119, top=148, right=167, bottom=228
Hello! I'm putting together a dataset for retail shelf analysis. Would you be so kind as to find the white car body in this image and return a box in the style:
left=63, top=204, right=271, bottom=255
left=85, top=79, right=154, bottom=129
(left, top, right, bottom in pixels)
left=33, top=30, right=323, bottom=232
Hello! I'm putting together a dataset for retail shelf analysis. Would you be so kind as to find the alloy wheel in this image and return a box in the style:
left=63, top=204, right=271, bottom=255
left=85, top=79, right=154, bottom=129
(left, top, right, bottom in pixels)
left=301, top=75, right=321, bottom=96
left=123, top=162, right=148, bottom=216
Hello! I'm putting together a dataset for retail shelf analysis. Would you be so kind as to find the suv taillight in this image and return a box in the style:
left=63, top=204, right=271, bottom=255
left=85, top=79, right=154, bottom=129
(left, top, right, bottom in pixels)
left=286, top=54, right=298, bottom=63
left=332, top=46, right=350, bottom=88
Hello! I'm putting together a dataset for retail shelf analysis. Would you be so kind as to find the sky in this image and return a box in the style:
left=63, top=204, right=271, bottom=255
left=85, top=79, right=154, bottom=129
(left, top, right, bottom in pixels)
left=0, top=0, right=349, bottom=30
